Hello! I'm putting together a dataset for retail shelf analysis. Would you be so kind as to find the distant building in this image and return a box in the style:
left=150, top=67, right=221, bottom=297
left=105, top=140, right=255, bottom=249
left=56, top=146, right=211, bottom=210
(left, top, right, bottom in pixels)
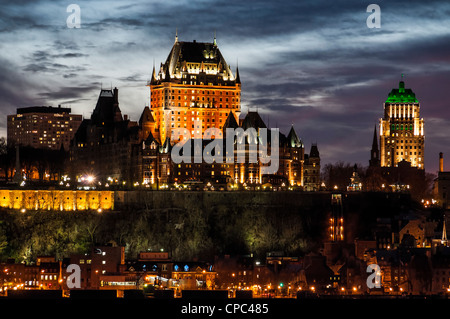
left=347, top=164, right=362, bottom=191
left=434, top=152, right=450, bottom=209
left=379, top=77, right=425, bottom=169
left=69, top=88, right=143, bottom=184
left=368, top=77, right=426, bottom=198
left=7, top=106, right=82, bottom=151
left=68, top=244, right=125, bottom=290
left=303, top=144, right=321, bottom=191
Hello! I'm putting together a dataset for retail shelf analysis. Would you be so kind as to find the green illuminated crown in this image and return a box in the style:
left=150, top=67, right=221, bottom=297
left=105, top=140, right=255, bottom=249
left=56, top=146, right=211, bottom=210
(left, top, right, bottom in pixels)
left=385, top=80, right=418, bottom=103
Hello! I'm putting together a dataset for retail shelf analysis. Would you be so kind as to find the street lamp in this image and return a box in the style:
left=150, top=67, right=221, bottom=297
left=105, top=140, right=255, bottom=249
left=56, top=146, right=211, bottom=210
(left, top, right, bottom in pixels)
left=86, top=175, right=95, bottom=183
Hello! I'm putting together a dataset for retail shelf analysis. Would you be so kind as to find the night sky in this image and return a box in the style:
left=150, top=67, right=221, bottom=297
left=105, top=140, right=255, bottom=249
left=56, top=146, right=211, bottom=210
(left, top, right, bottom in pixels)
left=1, top=0, right=449, bottom=174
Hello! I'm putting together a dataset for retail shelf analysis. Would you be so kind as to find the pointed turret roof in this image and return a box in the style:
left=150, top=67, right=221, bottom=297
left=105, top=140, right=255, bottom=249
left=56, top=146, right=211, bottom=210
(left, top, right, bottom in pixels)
left=287, top=125, right=303, bottom=148
left=442, top=217, right=448, bottom=242
left=139, top=106, right=155, bottom=126
left=372, top=124, right=378, bottom=150
left=150, top=65, right=157, bottom=85
left=235, top=66, right=241, bottom=84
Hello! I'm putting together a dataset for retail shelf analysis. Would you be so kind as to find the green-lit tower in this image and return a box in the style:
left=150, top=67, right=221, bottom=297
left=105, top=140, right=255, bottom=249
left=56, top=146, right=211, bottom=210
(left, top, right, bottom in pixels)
left=379, top=77, right=425, bottom=169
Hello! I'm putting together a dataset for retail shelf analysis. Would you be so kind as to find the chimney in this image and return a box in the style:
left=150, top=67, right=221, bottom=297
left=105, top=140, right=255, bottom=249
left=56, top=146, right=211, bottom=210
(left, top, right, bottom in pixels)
left=440, top=152, right=444, bottom=172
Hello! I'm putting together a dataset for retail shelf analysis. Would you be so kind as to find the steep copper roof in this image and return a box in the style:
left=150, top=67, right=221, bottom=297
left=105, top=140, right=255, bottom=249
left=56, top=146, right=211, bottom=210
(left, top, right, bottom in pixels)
left=151, top=39, right=238, bottom=85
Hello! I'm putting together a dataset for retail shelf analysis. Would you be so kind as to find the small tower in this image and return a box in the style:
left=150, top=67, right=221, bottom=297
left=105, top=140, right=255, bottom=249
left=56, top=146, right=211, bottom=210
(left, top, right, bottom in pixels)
left=442, top=216, right=448, bottom=245
left=369, top=124, right=380, bottom=167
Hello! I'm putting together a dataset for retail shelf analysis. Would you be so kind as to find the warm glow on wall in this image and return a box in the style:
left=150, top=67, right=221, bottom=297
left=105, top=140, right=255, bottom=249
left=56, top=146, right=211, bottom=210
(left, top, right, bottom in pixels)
left=0, top=190, right=114, bottom=211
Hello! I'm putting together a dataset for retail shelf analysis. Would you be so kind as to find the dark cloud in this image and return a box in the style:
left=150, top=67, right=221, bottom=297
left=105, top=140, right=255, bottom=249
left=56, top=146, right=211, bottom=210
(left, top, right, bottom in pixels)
left=0, top=0, right=449, bottom=173
left=38, top=85, right=98, bottom=100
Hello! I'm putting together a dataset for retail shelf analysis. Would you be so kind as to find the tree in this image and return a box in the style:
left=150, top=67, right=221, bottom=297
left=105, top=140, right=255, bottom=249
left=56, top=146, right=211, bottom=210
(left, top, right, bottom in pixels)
left=0, top=221, right=7, bottom=255
left=322, top=161, right=363, bottom=191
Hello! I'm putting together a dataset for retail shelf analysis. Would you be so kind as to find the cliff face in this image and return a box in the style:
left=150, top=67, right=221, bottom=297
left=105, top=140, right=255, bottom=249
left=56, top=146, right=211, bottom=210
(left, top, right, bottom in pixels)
left=0, top=191, right=415, bottom=263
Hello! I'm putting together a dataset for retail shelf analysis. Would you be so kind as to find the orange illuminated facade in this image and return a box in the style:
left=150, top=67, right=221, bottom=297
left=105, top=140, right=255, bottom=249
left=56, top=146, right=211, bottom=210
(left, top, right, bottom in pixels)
left=69, top=36, right=321, bottom=190
left=148, top=35, right=241, bottom=144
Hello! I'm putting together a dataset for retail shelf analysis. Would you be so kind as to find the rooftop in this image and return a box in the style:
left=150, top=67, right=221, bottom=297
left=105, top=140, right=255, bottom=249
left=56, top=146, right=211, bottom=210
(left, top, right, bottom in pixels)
left=16, top=106, right=72, bottom=114
left=385, top=80, right=419, bottom=104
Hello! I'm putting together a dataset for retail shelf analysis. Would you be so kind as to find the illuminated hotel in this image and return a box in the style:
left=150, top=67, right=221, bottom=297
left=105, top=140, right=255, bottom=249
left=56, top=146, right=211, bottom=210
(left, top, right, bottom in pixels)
left=148, top=34, right=241, bottom=143
left=69, top=36, right=321, bottom=190
left=379, top=78, right=425, bottom=169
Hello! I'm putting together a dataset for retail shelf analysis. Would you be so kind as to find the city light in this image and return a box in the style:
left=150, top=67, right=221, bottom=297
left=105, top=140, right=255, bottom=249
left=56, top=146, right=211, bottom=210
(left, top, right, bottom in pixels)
left=0, top=7, right=448, bottom=308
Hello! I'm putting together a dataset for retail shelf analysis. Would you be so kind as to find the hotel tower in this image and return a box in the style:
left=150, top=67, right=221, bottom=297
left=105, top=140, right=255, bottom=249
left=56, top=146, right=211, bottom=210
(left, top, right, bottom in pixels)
left=147, top=34, right=241, bottom=144
left=379, top=78, right=425, bottom=169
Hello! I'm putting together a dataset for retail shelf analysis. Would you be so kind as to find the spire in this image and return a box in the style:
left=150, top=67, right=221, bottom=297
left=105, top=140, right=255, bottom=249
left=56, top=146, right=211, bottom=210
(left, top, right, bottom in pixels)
left=213, top=30, right=217, bottom=46
left=175, top=28, right=178, bottom=43
left=151, top=64, right=156, bottom=84
left=369, top=124, right=380, bottom=167
left=235, top=65, right=241, bottom=84
left=372, top=124, right=378, bottom=150
left=442, top=216, right=448, bottom=243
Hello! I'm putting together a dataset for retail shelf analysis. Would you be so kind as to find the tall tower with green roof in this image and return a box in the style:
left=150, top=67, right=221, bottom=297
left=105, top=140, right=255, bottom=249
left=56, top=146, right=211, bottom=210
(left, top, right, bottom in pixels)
left=379, top=77, right=425, bottom=169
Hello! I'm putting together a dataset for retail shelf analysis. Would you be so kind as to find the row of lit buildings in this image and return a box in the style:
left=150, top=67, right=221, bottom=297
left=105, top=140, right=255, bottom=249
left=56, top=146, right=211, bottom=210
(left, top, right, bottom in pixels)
left=6, top=36, right=448, bottom=203
left=2, top=237, right=449, bottom=297
left=4, top=36, right=319, bottom=191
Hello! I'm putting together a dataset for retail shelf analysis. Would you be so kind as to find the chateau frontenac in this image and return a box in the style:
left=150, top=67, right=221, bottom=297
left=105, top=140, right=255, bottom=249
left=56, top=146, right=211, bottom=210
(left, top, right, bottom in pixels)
left=69, top=36, right=321, bottom=191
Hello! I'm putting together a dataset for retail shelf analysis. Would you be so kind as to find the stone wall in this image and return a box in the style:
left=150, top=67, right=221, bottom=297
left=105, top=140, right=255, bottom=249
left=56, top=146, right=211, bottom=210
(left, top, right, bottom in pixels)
left=0, top=189, right=114, bottom=211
